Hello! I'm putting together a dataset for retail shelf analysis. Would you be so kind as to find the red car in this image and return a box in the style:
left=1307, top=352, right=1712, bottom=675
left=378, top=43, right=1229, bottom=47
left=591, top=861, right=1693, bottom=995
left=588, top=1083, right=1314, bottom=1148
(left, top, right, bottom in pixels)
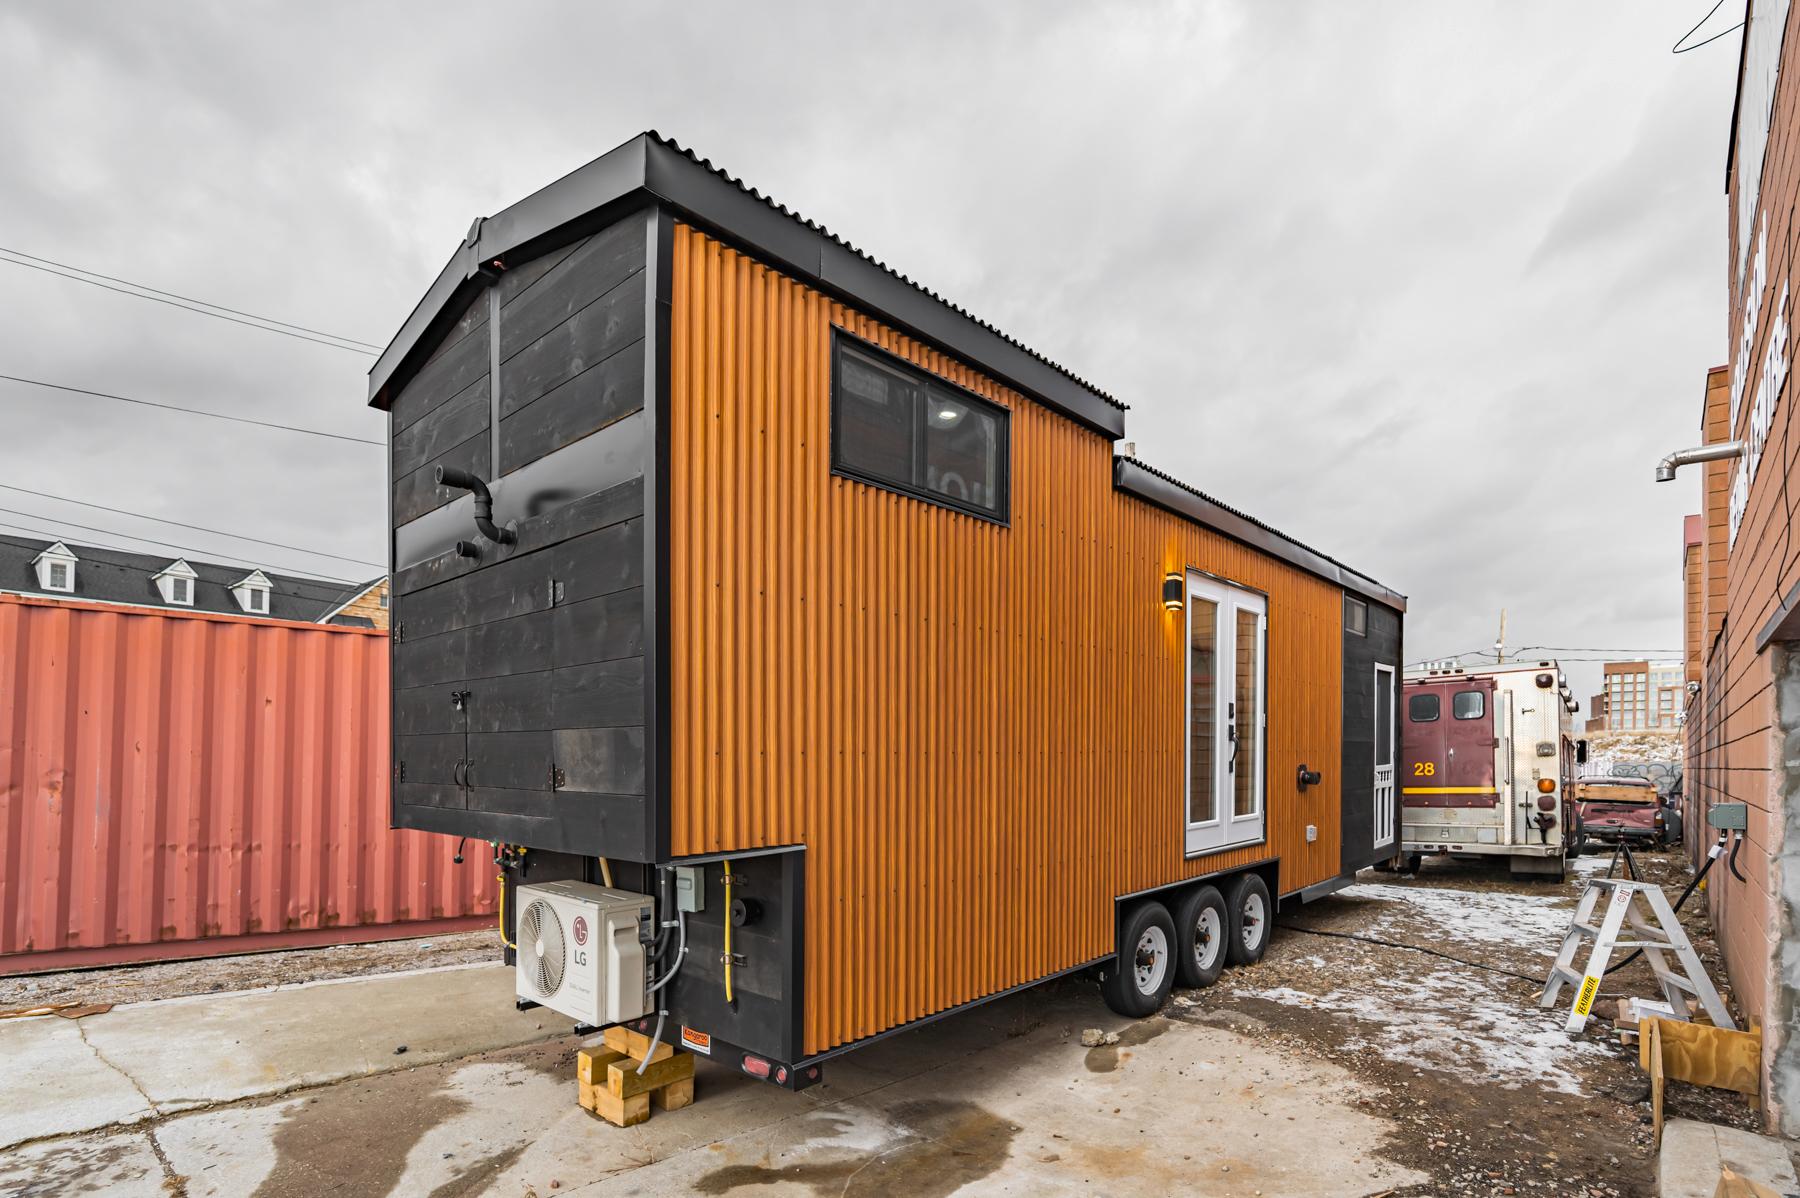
left=1571, top=776, right=1672, bottom=851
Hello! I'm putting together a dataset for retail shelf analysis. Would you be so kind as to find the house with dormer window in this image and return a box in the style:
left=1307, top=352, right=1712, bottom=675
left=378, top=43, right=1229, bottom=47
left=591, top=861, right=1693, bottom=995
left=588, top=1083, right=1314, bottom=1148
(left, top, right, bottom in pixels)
left=0, top=534, right=387, bottom=629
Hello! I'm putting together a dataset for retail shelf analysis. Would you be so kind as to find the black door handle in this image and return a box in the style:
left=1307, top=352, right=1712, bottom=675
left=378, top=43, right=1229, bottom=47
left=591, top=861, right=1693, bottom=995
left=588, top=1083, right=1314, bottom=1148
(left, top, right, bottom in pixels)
left=1228, top=724, right=1238, bottom=770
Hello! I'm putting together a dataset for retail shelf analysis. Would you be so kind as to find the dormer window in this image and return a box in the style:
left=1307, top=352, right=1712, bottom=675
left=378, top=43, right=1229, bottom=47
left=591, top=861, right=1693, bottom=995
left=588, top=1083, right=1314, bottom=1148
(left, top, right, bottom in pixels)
left=32, top=542, right=78, bottom=593
left=230, top=570, right=272, bottom=616
left=153, top=560, right=198, bottom=607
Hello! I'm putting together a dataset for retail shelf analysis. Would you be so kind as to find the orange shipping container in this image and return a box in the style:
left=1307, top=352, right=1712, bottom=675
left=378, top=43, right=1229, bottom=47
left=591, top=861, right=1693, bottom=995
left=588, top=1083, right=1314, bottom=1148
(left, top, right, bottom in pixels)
left=0, top=594, right=494, bottom=972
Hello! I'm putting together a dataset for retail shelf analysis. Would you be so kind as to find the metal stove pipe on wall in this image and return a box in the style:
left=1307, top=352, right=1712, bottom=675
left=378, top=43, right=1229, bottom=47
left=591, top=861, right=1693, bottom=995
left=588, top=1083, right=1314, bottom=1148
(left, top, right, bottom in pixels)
left=1653, top=440, right=1744, bottom=482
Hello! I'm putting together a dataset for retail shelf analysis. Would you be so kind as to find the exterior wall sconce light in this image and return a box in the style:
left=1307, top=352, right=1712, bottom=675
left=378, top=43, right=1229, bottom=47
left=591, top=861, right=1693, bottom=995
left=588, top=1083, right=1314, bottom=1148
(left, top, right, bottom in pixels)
left=1162, top=572, right=1183, bottom=611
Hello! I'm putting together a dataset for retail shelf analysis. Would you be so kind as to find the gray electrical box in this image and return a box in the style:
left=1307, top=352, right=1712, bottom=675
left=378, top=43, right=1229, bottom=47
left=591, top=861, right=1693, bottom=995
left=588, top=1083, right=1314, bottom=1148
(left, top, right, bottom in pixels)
left=1708, top=803, right=1748, bottom=831
left=674, top=865, right=705, bottom=913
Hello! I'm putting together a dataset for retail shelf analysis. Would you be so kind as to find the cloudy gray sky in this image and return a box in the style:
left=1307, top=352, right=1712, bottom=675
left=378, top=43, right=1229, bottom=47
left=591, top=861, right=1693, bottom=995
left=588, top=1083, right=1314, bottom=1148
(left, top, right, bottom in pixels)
left=0, top=2, right=1743, bottom=702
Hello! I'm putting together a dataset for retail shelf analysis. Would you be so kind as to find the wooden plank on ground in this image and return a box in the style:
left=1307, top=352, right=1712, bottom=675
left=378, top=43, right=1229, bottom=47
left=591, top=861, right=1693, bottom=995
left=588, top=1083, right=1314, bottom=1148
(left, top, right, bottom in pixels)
left=1650, top=1018, right=1665, bottom=1147
left=1640, top=1016, right=1760, bottom=1096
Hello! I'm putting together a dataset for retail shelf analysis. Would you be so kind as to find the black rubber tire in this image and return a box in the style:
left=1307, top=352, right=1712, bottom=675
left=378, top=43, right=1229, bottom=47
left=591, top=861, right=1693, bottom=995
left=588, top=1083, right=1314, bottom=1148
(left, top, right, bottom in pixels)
left=1225, top=873, right=1273, bottom=967
left=1100, top=900, right=1178, bottom=1018
left=1403, top=853, right=1423, bottom=874
left=1173, top=885, right=1230, bottom=989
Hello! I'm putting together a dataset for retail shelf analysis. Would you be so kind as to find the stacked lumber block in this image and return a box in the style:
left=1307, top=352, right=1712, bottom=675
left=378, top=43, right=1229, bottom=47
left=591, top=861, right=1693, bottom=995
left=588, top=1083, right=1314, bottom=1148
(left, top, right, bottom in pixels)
left=577, top=1026, right=696, bottom=1127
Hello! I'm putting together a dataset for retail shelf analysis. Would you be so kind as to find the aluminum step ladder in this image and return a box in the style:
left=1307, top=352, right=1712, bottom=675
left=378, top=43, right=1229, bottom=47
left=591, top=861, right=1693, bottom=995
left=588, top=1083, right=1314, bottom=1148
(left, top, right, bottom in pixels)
left=1540, top=878, right=1734, bottom=1033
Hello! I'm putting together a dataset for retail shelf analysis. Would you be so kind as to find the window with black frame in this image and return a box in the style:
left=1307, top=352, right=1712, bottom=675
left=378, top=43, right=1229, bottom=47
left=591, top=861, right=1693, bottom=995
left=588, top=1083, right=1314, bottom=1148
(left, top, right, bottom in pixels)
left=831, top=335, right=1008, bottom=521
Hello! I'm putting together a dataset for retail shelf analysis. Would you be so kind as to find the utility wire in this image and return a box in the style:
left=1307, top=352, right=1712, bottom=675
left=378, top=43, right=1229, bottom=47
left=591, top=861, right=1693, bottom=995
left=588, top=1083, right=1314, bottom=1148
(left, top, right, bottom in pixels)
left=1672, top=0, right=1744, bottom=53
left=0, top=482, right=382, bottom=570
left=0, top=252, right=378, bottom=356
left=0, top=506, right=366, bottom=584
left=0, top=373, right=382, bottom=446
left=0, top=246, right=385, bottom=350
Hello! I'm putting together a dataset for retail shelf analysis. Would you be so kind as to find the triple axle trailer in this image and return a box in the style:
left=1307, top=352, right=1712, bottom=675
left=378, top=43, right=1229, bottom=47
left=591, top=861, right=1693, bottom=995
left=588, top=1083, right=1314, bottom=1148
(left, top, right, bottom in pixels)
left=373, top=133, right=1407, bottom=1086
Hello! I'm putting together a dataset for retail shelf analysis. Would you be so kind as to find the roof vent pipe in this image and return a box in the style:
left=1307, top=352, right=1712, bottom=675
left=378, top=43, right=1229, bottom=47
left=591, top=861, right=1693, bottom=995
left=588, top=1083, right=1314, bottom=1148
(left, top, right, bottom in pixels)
left=435, top=466, right=517, bottom=545
left=1654, top=440, right=1743, bottom=482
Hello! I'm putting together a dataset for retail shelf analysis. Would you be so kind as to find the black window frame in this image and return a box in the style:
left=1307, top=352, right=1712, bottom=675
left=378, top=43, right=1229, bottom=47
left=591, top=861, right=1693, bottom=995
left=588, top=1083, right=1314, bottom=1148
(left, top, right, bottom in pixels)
left=1344, top=595, right=1367, bottom=636
left=1408, top=692, right=1441, bottom=723
left=1452, top=689, right=1486, bottom=721
left=830, top=329, right=1011, bottom=524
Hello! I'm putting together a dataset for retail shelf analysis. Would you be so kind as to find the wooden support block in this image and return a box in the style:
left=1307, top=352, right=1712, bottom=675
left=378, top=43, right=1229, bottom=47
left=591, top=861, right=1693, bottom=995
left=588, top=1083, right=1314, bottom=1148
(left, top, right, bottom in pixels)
left=589, top=1085, right=651, bottom=1127
left=1640, top=1016, right=1761, bottom=1096
left=608, top=1051, right=694, bottom=1099
left=653, top=1076, right=694, bottom=1112
left=603, top=1025, right=673, bottom=1064
left=578, top=1047, right=628, bottom=1086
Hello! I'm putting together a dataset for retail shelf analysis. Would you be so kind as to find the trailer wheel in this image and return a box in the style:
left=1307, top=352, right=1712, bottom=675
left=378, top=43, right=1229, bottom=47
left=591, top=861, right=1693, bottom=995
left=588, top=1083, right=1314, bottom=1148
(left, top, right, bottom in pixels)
left=1173, top=885, right=1229, bottom=989
left=1225, top=874, right=1272, bottom=966
left=1101, top=901, right=1177, bottom=1017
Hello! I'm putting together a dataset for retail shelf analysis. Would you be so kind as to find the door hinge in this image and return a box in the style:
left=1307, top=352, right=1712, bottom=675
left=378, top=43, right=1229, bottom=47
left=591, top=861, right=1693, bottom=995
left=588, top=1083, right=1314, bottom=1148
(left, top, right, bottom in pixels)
left=549, top=578, right=565, bottom=606
left=395, top=761, right=406, bottom=782
left=393, top=622, right=405, bottom=642
left=549, top=763, right=566, bottom=790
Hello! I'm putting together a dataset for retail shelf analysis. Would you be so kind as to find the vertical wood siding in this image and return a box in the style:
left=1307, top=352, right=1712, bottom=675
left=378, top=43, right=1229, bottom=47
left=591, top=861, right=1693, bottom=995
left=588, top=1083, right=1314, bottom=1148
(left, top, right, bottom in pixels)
left=669, top=224, right=1346, bottom=1055
left=0, top=595, right=494, bottom=972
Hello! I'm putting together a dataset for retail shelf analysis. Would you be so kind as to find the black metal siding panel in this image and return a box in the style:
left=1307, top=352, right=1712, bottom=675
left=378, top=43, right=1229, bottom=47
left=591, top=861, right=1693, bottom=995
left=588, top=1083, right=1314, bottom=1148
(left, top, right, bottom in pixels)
left=388, top=204, right=656, bottom=862
left=1340, top=601, right=1402, bottom=873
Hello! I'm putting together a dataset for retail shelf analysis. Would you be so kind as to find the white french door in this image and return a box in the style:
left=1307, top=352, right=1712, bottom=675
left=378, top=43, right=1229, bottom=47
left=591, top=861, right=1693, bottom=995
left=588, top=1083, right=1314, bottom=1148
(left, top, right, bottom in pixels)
left=1373, top=663, right=1396, bottom=848
left=1184, top=573, right=1267, bottom=856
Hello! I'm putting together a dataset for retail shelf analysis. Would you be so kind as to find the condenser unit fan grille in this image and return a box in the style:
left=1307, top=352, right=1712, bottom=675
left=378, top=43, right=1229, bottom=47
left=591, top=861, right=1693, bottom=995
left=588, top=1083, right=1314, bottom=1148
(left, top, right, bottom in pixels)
left=519, top=899, right=566, bottom=998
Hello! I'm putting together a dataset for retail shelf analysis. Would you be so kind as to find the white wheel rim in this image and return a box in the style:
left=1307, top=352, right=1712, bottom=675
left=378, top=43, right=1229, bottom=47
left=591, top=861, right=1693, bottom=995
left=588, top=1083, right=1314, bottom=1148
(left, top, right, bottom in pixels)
left=1194, top=908, right=1222, bottom=971
left=1134, top=925, right=1169, bottom=995
left=1240, top=893, right=1265, bottom=952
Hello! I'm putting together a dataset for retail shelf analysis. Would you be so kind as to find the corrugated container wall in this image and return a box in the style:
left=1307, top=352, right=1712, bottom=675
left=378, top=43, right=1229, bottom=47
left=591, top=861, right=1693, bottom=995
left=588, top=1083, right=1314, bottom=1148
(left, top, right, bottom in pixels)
left=0, top=595, right=494, bottom=972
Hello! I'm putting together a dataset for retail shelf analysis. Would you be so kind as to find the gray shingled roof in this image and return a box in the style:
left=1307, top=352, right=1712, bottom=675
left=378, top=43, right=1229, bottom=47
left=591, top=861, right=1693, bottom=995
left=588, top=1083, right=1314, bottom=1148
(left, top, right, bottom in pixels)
left=0, top=534, right=379, bottom=624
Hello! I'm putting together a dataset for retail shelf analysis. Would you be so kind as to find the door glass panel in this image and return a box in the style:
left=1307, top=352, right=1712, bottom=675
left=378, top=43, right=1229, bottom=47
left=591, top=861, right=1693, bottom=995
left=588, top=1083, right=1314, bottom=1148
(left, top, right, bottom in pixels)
left=1188, top=596, right=1219, bottom=826
left=1233, top=607, right=1261, bottom=818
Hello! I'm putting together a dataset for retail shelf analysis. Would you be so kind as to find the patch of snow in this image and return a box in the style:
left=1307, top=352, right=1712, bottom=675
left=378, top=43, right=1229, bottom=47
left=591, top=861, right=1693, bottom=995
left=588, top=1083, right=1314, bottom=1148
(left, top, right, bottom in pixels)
left=1238, top=966, right=1612, bottom=1095
left=1337, top=882, right=1570, bottom=959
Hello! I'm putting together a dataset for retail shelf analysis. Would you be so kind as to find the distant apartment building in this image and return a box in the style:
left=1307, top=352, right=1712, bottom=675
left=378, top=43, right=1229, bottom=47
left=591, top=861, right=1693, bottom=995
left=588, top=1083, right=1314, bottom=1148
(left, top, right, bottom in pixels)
left=1596, top=660, right=1684, bottom=731
left=1584, top=691, right=1609, bottom=734
left=0, top=534, right=389, bottom=629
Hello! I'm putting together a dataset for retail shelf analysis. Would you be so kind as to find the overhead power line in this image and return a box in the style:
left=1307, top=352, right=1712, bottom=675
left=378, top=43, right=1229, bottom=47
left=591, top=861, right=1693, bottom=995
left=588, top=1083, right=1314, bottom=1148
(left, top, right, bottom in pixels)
left=0, top=246, right=385, bottom=350
left=0, top=250, right=378, bottom=356
left=0, top=373, right=382, bottom=446
left=0, top=505, right=365, bottom=584
left=0, top=482, right=382, bottom=570
left=1672, top=0, right=1744, bottom=53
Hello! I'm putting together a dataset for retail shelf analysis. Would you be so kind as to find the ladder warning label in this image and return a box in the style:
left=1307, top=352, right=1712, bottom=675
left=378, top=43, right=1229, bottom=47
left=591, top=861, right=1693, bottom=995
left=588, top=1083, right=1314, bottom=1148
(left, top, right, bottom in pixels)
left=1574, top=975, right=1599, bottom=1016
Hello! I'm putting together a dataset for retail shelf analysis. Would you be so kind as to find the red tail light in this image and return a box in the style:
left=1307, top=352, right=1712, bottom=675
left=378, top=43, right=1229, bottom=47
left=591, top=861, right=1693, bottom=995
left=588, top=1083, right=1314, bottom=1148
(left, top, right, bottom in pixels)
left=741, top=1055, right=772, bottom=1079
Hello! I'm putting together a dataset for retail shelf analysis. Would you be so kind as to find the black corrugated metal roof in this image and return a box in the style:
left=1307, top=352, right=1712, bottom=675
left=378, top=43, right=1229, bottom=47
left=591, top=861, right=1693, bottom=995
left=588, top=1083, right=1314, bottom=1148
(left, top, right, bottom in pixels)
left=0, top=534, right=376, bottom=623
left=368, top=133, right=1125, bottom=437
left=1113, top=458, right=1406, bottom=611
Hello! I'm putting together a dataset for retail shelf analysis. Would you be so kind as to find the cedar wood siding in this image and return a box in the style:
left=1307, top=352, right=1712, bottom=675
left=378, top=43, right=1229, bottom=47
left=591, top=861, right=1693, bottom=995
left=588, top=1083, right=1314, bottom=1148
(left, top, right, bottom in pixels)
left=667, top=223, right=1348, bottom=1056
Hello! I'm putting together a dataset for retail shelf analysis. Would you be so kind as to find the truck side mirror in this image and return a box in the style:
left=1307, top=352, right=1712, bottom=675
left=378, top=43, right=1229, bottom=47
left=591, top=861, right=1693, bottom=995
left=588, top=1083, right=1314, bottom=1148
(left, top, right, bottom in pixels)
left=1575, top=739, right=1588, bottom=765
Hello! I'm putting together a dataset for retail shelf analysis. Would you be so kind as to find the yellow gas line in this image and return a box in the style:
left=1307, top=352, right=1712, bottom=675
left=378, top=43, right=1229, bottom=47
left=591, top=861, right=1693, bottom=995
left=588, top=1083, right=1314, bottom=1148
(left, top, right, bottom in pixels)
left=724, top=859, right=734, bottom=1004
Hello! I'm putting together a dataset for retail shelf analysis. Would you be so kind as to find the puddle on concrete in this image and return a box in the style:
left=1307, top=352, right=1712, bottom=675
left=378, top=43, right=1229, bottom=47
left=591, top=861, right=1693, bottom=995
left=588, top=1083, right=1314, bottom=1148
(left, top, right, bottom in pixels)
left=691, top=1099, right=1018, bottom=1197
left=249, top=1065, right=465, bottom=1198
left=425, top=1143, right=527, bottom=1198
left=1084, top=1019, right=1168, bottom=1073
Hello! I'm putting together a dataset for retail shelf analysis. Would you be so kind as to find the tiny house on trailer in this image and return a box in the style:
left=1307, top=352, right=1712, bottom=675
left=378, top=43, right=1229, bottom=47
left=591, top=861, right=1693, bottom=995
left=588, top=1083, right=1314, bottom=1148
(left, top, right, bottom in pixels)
left=1399, top=662, right=1580, bottom=878
left=371, top=133, right=1406, bottom=1087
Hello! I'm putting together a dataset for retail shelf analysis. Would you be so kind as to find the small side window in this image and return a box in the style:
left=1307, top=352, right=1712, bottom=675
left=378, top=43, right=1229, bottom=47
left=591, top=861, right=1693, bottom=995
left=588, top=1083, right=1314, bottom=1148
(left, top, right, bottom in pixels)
left=1408, top=692, right=1440, bottom=722
left=1453, top=690, right=1486, bottom=720
left=1344, top=595, right=1367, bottom=636
left=170, top=577, right=191, bottom=606
left=48, top=561, right=70, bottom=591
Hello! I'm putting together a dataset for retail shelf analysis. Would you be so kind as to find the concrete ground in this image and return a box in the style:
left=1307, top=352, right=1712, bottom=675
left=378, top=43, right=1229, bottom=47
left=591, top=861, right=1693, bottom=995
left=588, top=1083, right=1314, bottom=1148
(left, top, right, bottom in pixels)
left=0, top=851, right=1782, bottom=1197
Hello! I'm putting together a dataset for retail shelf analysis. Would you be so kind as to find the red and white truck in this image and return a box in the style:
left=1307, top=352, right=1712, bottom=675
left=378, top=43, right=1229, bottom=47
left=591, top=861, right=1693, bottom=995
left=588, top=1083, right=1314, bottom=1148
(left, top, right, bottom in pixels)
left=1399, top=662, right=1581, bottom=878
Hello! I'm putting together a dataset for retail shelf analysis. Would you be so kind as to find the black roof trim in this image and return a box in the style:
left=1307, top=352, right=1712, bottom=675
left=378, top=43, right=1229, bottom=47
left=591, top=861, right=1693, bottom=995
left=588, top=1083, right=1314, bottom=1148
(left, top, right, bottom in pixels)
left=1113, top=457, right=1406, bottom=612
left=368, top=133, right=1126, bottom=438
